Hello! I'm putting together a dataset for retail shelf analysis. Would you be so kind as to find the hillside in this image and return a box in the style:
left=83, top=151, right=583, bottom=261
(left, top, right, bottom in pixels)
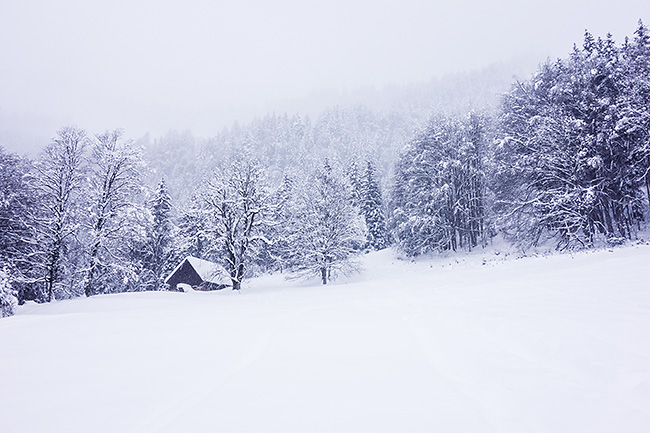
left=1, top=244, right=649, bottom=432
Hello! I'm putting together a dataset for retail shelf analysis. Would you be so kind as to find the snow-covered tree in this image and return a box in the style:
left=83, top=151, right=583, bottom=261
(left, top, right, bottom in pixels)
left=0, top=266, right=18, bottom=318
left=257, top=173, right=299, bottom=273
left=290, top=160, right=365, bottom=284
left=138, top=179, right=177, bottom=291
left=0, top=147, right=36, bottom=302
left=32, top=126, right=87, bottom=301
left=127, top=179, right=178, bottom=290
left=111, top=181, right=176, bottom=294
left=621, top=20, right=650, bottom=208
left=360, top=160, right=390, bottom=250
left=348, top=160, right=363, bottom=207
left=82, top=129, right=143, bottom=296
left=495, top=25, right=650, bottom=249
left=114, top=205, right=155, bottom=292
left=202, top=158, right=274, bottom=290
left=177, top=197, right=211, bottom=260
left=391, top=114, right=488, bottom=256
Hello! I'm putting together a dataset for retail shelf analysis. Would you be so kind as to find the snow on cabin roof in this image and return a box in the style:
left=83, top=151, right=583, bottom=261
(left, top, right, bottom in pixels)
left=165, top=256, right=230, bottom=285
left=186, top=256, right=230, bottom=284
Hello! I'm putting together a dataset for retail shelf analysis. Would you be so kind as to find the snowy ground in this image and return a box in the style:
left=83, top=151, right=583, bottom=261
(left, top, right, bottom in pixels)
left=1, top=244, right=650, bottom=433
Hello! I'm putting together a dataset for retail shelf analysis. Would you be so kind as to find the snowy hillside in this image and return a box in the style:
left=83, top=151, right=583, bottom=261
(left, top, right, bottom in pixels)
left=2, top=244, right=650, bottom=433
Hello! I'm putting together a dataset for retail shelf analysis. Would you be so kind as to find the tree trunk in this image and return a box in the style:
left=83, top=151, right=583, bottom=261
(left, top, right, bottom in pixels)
left=45, top=224, right=64, bottom=302
left=84, top=266, right=95, bottom=297
left=84, top=241, right=100, bottom=297
left=646, top=174, right=650, bottom=210
left=231, top=263, right=245, bottom=291
left=321, top=267, right=328, bottom=285
left=46, top=266, right=55, bottom=303
left=46, top=248, right=59, bottom=302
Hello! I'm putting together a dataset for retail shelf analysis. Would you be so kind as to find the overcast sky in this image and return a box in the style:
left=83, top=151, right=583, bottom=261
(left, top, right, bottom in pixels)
left=1, top=0, right=649, bottom=152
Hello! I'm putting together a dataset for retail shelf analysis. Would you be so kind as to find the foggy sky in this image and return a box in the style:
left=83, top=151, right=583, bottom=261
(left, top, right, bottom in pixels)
left=1, top=0, right=649, bottom=153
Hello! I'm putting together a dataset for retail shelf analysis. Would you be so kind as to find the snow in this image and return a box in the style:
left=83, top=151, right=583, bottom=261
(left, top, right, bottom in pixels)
left=185, top=256, right=229, bottom=284
left=2, top=244, right=650, bottom=432
left=166, top=256, right=230, bottom=285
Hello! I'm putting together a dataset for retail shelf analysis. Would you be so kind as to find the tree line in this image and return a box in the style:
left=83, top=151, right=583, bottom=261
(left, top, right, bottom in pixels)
left=494, top=23, right=650, bottom=249
left=2, top=21, right=649, bottom=317
left=392, top=21, right=650, bottom=253
left=0, top=128, right=178, bottom=315
left=0, top=133, right=388, bottom=316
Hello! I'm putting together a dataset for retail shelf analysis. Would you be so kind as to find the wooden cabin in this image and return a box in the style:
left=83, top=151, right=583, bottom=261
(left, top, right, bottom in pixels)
left=165, top=256, right=231, bottom=291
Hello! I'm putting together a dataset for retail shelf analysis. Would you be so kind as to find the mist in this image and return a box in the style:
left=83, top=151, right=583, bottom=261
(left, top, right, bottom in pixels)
left=1, top=0, right=648, bottom=154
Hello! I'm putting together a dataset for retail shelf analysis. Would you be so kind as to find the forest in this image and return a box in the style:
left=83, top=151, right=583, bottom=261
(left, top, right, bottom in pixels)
left=1, top=21, right=649, bottom=318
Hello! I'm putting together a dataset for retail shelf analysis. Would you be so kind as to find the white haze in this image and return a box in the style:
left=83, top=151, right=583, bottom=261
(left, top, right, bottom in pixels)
left=0, top=0, right=648, bottom=154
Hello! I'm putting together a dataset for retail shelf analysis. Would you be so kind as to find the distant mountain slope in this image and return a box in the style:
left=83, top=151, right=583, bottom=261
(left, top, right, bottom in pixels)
left=141, top=57, right=540, bottom=206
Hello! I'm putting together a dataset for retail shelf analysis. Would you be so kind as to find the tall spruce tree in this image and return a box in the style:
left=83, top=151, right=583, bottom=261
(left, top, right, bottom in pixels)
left=622, top=20, right=650, bottom=208
left=145, top=179, right=176, bottom=290
left=348, top=160, right=363, bottom=207
left=259, top=173, right=298, bottom=273
left=177, top=198, right=210, bottom=260
left=361, top=160, right=389, bottom=250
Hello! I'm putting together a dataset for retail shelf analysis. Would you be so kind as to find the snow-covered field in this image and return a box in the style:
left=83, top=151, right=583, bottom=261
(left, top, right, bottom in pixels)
left=2, top=244, right=650, bottom=433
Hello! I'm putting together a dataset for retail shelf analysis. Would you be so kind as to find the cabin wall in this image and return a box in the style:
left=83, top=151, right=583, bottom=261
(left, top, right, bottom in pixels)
left=166, top=260, right=203, bottom=290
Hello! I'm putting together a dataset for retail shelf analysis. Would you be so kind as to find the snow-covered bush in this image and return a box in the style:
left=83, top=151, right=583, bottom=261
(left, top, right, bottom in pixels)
left=0, top=267, right=18, bottom=318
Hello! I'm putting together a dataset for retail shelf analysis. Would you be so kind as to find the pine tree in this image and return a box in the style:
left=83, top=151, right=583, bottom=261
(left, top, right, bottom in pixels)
left=260, top=173, right=298, bottom=273
left=177, top=198, right=210, bottom=260
left=622, top=20, right=650, bottom=207
left=144, top=179, right=176, bottom=291
left=583, top=30, right=596, bottom=54
left=348, top=160, right=363, bottom=207
left=361, top=160, right=389, bottom=250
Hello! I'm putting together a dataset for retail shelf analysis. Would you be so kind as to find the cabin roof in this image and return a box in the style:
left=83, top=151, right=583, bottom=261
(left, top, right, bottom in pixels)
left=165, top=256, right=230, bottom=286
